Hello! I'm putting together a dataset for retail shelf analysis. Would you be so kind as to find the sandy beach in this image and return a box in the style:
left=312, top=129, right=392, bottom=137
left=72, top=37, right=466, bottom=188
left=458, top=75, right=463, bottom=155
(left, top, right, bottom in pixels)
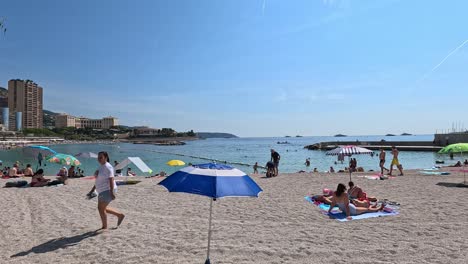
left=1, top=169, right=467, bottom=264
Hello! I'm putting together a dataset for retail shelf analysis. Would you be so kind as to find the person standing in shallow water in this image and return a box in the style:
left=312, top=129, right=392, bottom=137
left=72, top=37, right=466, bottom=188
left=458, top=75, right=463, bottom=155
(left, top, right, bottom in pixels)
left=270, top=149, right=280, bottom=176
left=253, top=162, right=258, bottom=174
left=87, top=151, right=125, bottom=230
left=37, top=153, right=43, bottom=167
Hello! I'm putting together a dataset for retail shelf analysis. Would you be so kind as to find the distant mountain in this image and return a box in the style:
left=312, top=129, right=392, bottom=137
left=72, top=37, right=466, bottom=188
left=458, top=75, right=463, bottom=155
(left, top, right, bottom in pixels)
left=196, top=132, right=238, bottom=139
left=0, top=87, right=7, bottom=97
left=401, top=133, right=412, bottom=136
left=334, top=134, right=347, bottom=137
left=386, top=134, right=396, bottom=136
left=43, top=109, right=59, bottom=128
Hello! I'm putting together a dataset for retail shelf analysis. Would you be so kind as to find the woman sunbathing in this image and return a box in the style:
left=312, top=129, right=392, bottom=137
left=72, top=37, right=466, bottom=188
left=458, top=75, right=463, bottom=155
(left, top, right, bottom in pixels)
left=31, top=169, right=50, bottom=187
left=347, top=181, right=378, bottom=208
left=126, top=168, right=137, bottom=177
left=314, top=187, right=377, bottom=207
left=24, top=164, right=34, bottom=177
left=328, top=183, right=384, bottom=220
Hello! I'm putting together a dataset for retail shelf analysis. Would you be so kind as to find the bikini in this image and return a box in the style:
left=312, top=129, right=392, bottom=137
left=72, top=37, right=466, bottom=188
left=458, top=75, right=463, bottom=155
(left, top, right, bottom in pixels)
left=336, top=202, right=357, bottom=215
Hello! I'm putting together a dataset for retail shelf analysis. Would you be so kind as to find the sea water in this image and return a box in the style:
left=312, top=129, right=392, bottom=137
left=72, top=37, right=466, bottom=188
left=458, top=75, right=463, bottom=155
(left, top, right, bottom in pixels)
left=0, top=135, right=458, bottom=176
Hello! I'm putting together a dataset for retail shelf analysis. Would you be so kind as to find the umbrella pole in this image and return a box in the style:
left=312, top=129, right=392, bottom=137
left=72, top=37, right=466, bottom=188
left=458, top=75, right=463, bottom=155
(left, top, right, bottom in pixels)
left=205, top=198, right=214, bottom=264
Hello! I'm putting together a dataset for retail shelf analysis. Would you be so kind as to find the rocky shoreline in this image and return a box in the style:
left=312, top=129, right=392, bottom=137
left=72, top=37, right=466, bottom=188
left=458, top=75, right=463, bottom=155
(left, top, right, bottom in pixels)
left=121, top=136, right=198, bottom=146
left=132, top=140, right=186, bottom=146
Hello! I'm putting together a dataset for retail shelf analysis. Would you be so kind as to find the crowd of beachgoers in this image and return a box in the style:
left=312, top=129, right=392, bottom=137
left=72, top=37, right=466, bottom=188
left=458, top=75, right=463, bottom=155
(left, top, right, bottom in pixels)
left=1, top=146, right=467, bottom=263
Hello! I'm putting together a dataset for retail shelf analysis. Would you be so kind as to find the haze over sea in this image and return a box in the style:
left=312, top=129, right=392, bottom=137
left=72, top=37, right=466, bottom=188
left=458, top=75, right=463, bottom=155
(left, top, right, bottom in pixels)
left=0, top=134, right=457, bottom=175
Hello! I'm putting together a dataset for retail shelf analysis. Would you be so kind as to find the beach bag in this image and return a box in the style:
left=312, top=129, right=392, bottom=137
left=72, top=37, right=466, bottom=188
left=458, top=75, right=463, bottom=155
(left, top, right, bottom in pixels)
left=5, top=180, right=28, bottom=188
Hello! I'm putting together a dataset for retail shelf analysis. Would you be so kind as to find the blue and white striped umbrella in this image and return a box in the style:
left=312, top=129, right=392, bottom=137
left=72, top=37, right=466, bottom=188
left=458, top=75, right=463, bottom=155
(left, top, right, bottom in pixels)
left=158, top=163, right=262, bottom=264
left=326, top=145, right=373, bottom=156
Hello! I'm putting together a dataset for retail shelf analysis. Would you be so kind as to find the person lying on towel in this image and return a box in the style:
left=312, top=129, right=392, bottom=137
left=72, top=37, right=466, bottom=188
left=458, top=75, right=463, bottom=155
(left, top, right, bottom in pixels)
left=315, top=183, right=379, bottom=209
left=327, top=183, right=384, bottom=220
left=347, top=181, right=378, bottom=207
left=31, top=169, right=50, bottom=187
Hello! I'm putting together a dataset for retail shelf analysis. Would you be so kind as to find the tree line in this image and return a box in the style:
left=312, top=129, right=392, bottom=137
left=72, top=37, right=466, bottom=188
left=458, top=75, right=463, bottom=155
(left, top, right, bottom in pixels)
left=21, top=127, right=196, bottom=140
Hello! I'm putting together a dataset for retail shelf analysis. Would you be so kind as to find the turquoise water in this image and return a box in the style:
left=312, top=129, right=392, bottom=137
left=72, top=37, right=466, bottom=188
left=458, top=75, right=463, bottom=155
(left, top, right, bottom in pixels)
left=0, top=135, right=459, bottom=176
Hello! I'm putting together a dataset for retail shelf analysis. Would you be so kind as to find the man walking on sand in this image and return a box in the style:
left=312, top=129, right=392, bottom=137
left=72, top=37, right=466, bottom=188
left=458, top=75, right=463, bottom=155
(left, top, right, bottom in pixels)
left=379, top=148, right=389, bottom=175
left=388, top=146, right=404, bottom=176
left=270, top=149, right=280, bottom=176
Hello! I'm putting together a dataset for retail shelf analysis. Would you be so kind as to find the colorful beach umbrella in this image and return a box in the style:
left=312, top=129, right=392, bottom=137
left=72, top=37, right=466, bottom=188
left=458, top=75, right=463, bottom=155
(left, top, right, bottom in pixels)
left=158, top=163, right=262, bottom=264
left=438, top=143, right=468, bottom=154
left=75, top=152, right=98, bottom=158
left=47, top=153, right=81, bottom=166
left=166, top=160, right=185, bottom=166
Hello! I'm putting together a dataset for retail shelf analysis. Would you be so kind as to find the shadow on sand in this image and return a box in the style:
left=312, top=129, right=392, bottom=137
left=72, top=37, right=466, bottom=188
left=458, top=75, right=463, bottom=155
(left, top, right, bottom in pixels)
left=436, top=182, right=468, bottom=188
left=11, top=230, right=100, bottom=258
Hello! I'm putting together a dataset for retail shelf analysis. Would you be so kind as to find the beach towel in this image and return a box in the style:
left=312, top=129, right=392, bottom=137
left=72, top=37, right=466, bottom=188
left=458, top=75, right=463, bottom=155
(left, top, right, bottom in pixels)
left=116, top=180, right=141, bottom=186
left=357, top=175, right=395, bottom=180
left=304, top=196, right=399, bottom=222
left=419, top=171, right=450, bottom=176
left=4, top=181, right=28, bottom=188
left=423, top=167, right=440, bottom=171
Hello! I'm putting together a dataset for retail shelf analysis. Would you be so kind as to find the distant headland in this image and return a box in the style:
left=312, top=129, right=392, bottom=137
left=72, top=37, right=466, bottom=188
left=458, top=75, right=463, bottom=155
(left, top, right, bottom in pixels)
left=334, top=134, right=347, bottom=137
left=196, top=132, right=238, bottom=139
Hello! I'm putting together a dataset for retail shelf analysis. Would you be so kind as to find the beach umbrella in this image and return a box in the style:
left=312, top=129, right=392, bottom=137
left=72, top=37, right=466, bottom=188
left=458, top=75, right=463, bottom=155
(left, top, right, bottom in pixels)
left=75, top=152, right=98, bottom=158
left=23, top=145, right=57, bottom=168
left=438, top=143, right=468, bottom=154
left=158, top=163, right=262, bottom=264
left=439, top=143, right=468, bottom=184
left=47, top=153, right=81, bottom=166
left=166, top=159, right=185, bottom=166
left=23, top=145, right=57, bottom=158
left=326, top=145, right=373, bottom=180
left=326, top=145, right=374, bottom=156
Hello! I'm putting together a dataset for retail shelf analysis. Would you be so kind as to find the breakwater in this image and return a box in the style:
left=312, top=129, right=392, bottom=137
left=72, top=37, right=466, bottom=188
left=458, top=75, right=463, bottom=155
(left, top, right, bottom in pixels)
left=305, top=140, right=443, bottom=152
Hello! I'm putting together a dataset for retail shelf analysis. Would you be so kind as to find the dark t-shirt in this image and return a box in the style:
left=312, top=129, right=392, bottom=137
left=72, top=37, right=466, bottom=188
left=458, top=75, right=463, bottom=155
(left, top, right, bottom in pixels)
left=271, top=152, right=280, bottom=163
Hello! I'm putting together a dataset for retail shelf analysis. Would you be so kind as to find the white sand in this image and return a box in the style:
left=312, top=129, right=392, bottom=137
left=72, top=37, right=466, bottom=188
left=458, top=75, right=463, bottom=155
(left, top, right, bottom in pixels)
left=1, top=170, right=467, bottom=264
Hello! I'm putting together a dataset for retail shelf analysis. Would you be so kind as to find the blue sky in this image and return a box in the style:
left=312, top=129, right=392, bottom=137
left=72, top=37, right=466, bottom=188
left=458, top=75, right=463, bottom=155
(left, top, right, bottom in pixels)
left=0, top=0, right=467, bottom=137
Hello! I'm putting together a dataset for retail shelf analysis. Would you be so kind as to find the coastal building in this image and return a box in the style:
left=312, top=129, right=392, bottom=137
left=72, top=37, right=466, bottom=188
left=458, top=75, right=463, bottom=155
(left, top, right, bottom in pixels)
left=0, top=97, right=9, bottom=129
left=55, top=114, right=119, bottom=129
left=7, top=79, right=43, bottom=131
left=132, top=126, right=160, bottom=136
